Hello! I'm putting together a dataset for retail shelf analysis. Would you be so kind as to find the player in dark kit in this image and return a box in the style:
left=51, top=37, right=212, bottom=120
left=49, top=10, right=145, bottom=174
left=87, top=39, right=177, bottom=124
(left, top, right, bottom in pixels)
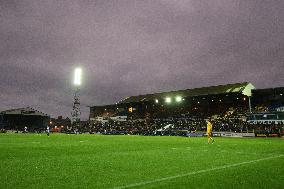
left=46, top=126, right=50, bottom=137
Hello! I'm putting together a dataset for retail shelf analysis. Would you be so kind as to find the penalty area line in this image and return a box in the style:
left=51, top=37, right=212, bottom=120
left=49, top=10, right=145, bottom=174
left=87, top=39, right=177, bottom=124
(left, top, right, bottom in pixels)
left=111, top=154, right=284, bottom=189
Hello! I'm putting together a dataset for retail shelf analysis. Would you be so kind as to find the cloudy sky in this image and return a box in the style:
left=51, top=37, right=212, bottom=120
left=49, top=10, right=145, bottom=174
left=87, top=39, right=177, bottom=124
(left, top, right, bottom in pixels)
left=0, top=0, right=283, bottom=119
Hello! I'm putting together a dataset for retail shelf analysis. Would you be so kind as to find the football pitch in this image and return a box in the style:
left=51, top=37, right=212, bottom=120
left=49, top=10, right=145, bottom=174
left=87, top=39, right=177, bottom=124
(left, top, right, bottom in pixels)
left=0, top=134, right=283, bottom=189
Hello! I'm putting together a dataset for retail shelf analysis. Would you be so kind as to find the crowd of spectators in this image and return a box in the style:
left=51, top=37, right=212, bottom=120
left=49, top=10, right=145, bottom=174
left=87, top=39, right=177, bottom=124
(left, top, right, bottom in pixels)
left=1, top=105, right=283, bottom=136
left=84, top=105, right=283, bottom=136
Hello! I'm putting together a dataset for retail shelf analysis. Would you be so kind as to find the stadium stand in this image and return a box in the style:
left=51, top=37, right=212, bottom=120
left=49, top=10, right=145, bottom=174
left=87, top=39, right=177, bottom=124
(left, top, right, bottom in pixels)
left=0, top=107, right=50, bottom=132
left=1, top=83, right=283, bottom=137
left=87, top=83, right=284, bottom=137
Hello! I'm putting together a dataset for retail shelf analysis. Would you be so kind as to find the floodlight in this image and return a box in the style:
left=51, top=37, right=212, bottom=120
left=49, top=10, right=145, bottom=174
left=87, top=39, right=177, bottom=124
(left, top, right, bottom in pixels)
left=74, top=68, right=82, bottom=86
left=175, top=96, right=182, bottom=102
left=165, top=97, right=171, bottom=103
left=71, top=67, right=82, bottom=125
left=155, top=99, right=159, bottom=103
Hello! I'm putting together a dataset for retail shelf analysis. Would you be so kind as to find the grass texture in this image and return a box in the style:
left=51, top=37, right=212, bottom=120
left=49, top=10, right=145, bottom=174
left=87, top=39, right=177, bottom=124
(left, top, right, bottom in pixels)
left=0, top=134, right=283, bottom=189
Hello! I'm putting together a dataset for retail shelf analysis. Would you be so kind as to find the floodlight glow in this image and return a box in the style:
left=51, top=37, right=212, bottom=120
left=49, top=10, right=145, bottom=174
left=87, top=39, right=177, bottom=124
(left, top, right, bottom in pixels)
left=175, top=96, right=182, bottom=102
left=155, top=99, right=159, bottom=103
left=74, top=68, right=82, bottom=86
left=165, top=97, right=171, bottom=103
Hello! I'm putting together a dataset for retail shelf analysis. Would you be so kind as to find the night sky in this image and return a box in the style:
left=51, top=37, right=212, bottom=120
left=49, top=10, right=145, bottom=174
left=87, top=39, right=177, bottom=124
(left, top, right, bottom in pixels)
left=0, top=0, right=284, bottom=119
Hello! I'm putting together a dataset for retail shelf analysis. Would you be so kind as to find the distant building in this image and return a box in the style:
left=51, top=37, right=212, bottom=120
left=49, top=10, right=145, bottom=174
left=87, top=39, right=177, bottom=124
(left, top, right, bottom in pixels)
left=0, top=107, right=49, bottom=131
left=50, top=116, right=71, bottom=132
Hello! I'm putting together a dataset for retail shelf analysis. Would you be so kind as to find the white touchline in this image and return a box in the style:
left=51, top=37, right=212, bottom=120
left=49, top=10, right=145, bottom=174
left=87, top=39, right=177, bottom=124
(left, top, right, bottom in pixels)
left=111, top=155, right=284, bottom=189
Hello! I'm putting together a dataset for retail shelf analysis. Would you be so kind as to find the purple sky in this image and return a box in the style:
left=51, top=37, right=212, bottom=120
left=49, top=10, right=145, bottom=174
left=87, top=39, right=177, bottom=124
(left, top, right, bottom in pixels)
left=0, top=0, right=284, bottom=119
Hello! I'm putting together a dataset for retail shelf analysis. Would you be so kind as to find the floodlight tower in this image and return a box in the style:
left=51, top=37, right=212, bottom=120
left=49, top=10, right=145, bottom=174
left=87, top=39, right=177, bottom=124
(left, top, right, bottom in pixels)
left=71, top=68, right=82, bottom=125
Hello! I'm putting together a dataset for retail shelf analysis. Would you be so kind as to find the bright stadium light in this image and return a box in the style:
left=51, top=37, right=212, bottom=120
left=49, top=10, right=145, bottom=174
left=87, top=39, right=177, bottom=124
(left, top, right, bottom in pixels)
left=155, top=99, right=159, bottom=103
left=165, top=97, right=171, bottom=103
left=176, top=96, right=182, bottom=102
left=74, top=68, right=82, bottom=86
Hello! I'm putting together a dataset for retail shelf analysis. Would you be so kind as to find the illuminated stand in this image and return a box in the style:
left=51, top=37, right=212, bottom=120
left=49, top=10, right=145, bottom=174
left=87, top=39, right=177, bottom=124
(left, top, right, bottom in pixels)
left=71, top=68, right=82, bottom=126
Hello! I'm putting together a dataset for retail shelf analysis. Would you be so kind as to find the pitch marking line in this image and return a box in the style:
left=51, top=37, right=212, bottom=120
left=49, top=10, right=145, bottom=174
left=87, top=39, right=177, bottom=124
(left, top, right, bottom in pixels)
left=112, top=154, right=283, bottom=189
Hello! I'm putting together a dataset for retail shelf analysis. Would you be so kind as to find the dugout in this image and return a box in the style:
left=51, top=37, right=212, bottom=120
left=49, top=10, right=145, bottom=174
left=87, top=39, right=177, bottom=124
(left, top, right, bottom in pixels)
left=0, top=107, right=50, bottom=131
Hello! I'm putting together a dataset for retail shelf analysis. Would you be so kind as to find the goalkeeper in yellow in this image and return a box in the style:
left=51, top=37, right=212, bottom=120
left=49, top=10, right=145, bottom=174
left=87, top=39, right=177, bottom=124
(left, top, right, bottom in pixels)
left=206, top=119, right=214, bottom=144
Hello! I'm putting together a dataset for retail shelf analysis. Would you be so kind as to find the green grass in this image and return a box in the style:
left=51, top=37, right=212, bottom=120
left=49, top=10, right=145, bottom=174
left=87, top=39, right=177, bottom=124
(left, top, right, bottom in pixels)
left=0, top=134, right=283, bottom=189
